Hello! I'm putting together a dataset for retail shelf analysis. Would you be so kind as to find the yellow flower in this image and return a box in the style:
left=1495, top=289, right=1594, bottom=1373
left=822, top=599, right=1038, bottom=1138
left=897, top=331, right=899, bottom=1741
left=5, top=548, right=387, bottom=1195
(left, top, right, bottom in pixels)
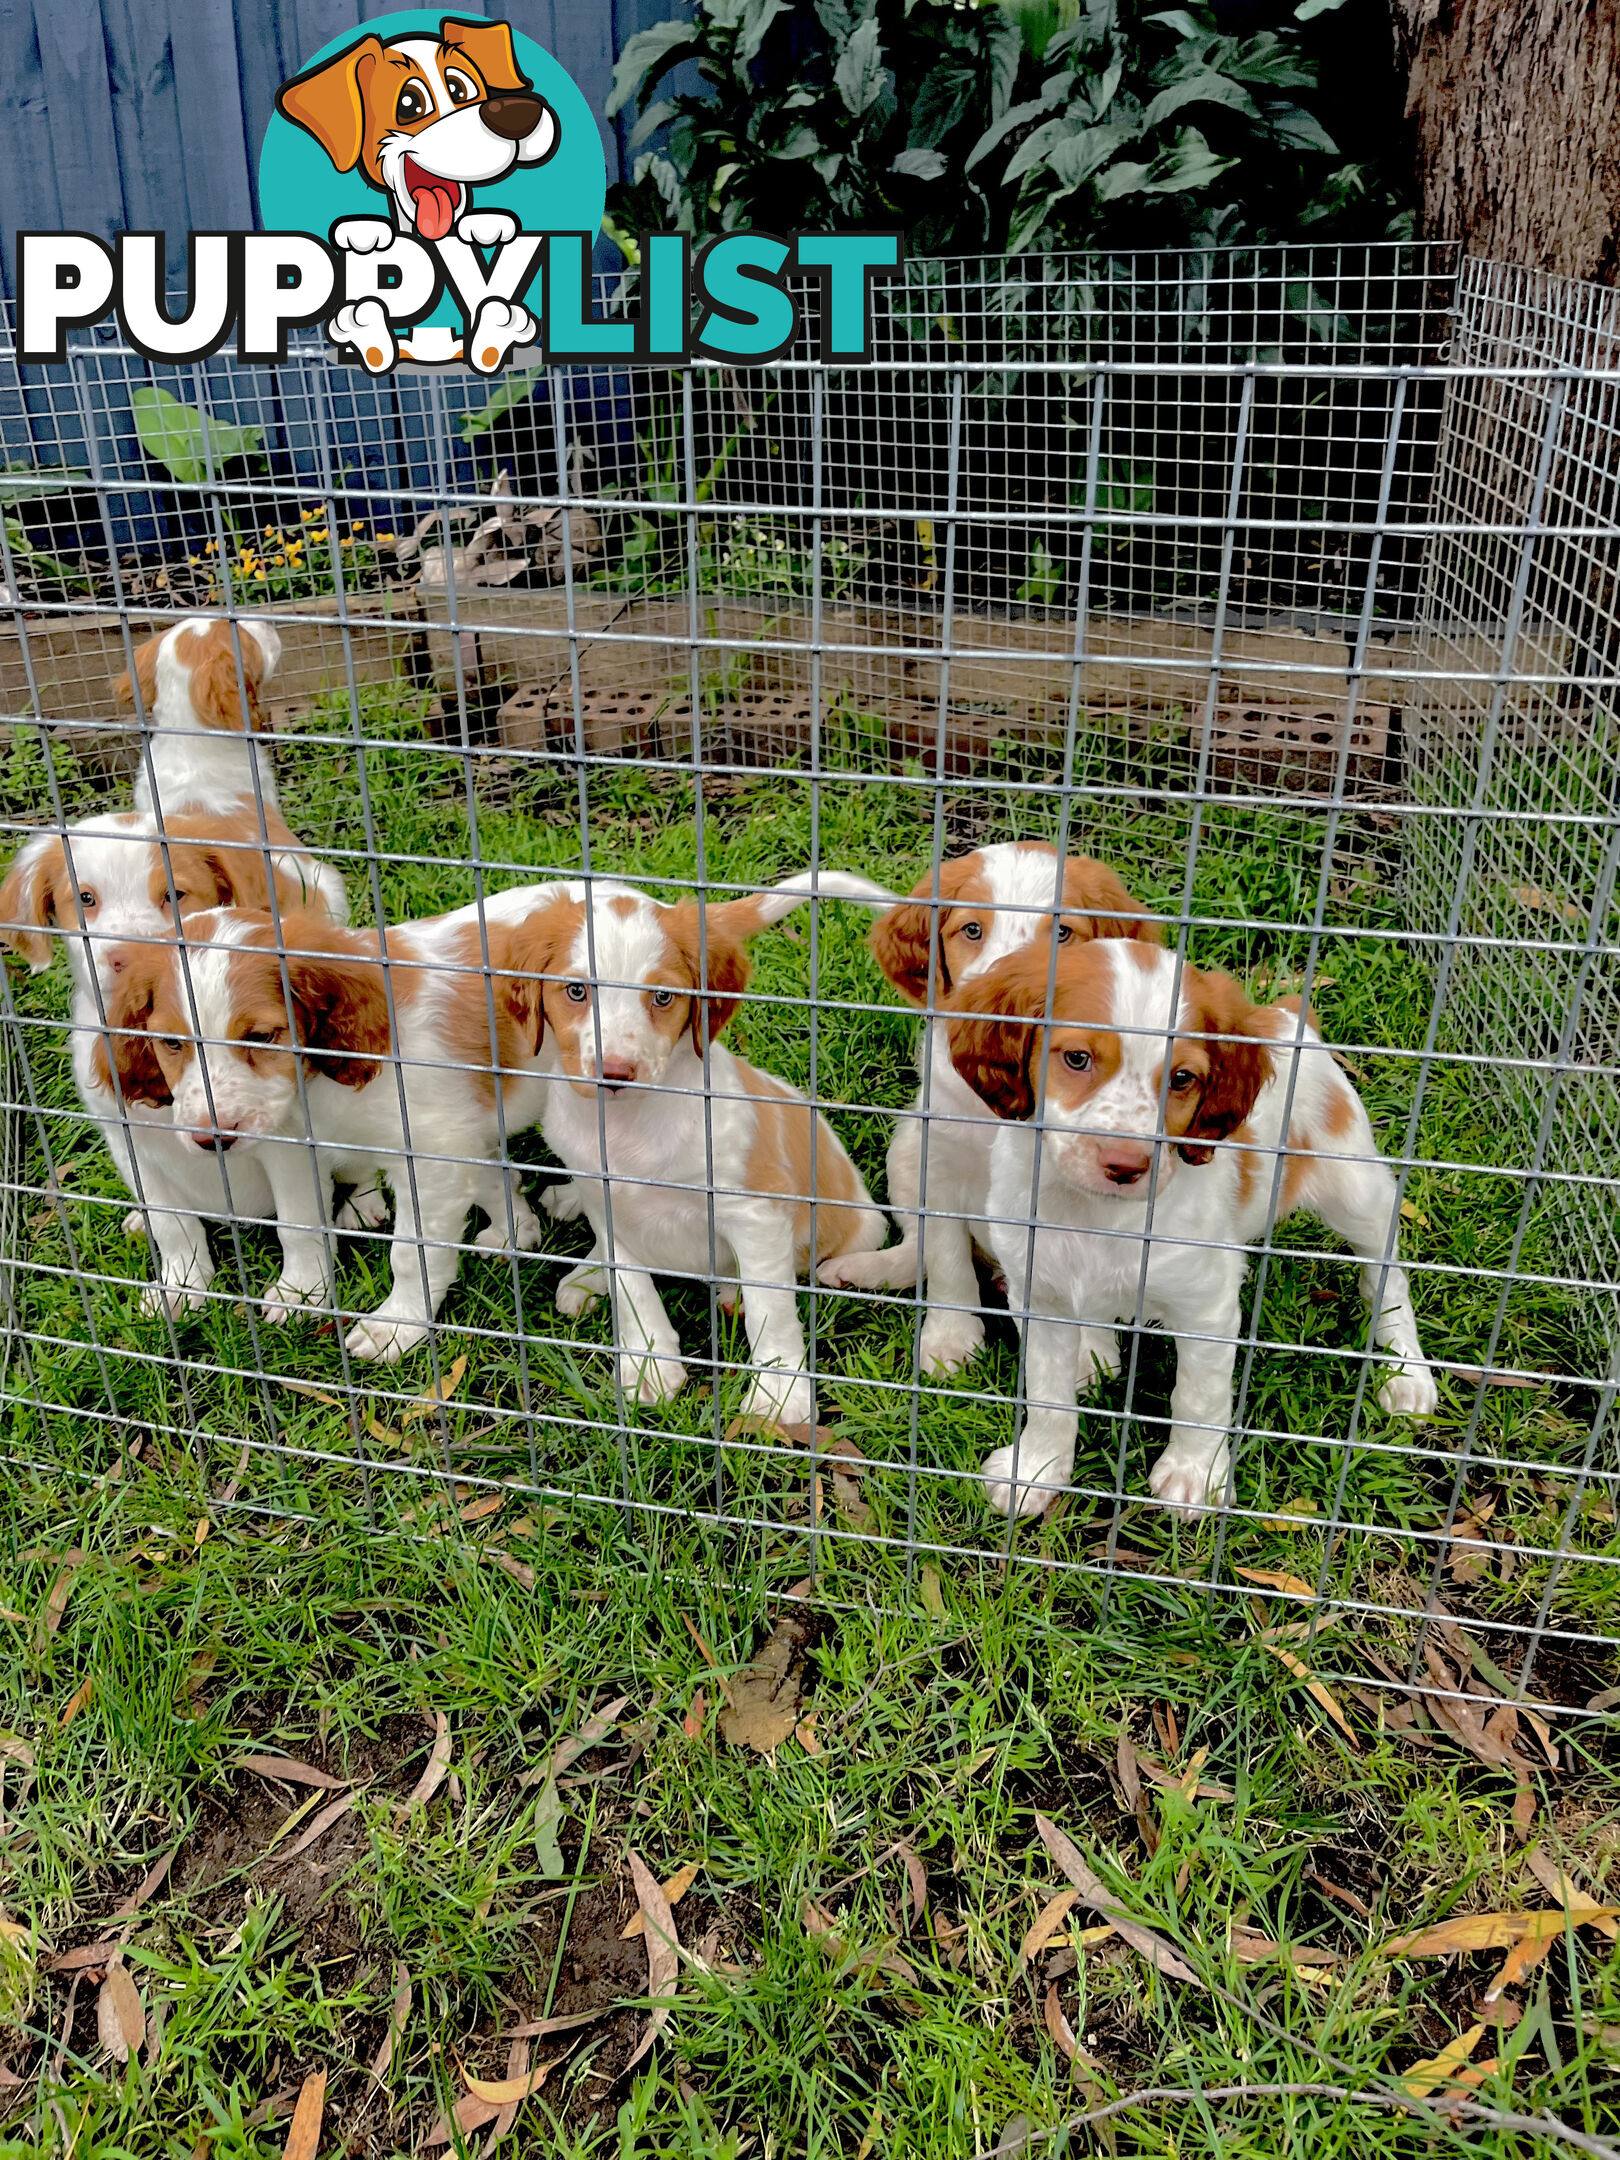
left=308, top=528, right=327, bottom=543
left=285, top=540, right=304, bottom=561
left=351, top=520, right=364, bottom=532
left=301, top=508, right=316, bottom=522
left=341, top=536, right=355, bottom=548
left=203, top=539, right=217, bottom=554
left=188, top=554, right=199, bottom=565
left=376, top=530, right=396, bottom=544
left=256, top=568, right=268, bottom=580
left=263, top=524, right=279, bottom=539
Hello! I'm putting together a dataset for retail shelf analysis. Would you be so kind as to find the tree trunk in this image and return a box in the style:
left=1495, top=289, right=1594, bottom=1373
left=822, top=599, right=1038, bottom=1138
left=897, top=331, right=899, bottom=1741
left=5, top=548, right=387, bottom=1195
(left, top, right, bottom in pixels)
left=1390, top=0, right=1620, bottom=282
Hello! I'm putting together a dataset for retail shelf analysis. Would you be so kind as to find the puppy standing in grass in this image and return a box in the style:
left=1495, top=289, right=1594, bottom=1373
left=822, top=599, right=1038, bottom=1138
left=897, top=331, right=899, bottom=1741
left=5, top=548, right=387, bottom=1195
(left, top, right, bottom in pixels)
left=820, top=841, right=1160, bottom=1375
left=525, top=875, right=892, bottom=1427
left=945, top=938, right=1438, bottom=1516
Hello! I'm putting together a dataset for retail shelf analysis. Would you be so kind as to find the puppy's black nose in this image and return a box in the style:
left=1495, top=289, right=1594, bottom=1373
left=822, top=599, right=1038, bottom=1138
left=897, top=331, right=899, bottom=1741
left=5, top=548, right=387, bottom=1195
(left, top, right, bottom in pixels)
left=481, top=93, right=546, bottom=141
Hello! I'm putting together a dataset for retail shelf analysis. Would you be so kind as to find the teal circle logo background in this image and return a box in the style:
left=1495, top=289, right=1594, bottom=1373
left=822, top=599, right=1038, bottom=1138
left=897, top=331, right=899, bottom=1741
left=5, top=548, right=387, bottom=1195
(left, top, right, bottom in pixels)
left=257, top=11, right=605, bottom=338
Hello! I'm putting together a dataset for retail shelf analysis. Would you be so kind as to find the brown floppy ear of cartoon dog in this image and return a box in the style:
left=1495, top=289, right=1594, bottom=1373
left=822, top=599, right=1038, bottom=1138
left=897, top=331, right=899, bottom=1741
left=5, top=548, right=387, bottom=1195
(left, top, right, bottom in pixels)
left=1173, top=967, right=1271, bottom=1165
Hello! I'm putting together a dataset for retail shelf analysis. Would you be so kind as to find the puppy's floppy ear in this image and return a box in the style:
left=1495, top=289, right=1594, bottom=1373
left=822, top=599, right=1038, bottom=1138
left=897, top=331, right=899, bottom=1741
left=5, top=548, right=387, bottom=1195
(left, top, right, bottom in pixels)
left=506, top=899, right=581, bottom=1052
left=0, top=834, right=67, bottom=970
left=691, top=935, right=749, bottom=1052
left=278, top=914, right=391, bottom=1089
left=275, top=34, right=384, bottom=173
left=179, top=626, right=264, bottom=735
left=98, top=951, right=172, bottom=1106
left=1178, top=966, right=1270, bottom=1165
left=440, top=16, right=532, bottom=93
left=943, top=957, right=1051, bottom=1122
left=869, top=867, right=952, bottom=1005
left=113, top=632, right=161, bottom=715
left=1062, top=855, right=1162, bottom=944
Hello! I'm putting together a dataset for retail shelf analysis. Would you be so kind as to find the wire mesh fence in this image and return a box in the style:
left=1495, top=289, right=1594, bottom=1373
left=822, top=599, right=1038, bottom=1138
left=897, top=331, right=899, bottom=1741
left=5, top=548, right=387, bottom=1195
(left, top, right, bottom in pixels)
left=0, top=241, right=1615, bottom=1728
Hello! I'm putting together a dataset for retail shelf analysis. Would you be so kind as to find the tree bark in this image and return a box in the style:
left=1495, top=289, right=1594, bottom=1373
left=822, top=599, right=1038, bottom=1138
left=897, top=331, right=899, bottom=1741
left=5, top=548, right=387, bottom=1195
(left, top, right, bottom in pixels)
left=1390, top=0, right=1620, bottom=283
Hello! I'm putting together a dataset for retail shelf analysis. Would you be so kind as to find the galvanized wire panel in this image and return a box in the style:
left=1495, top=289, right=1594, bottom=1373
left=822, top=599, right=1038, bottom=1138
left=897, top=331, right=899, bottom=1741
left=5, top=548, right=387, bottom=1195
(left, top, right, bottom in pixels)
left=0, top=241, right=1615, bottom=1727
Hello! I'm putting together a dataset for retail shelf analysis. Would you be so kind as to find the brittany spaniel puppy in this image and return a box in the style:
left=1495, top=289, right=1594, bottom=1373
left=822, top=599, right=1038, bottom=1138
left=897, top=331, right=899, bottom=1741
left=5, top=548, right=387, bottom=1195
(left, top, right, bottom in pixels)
left=0, top=807, right=349, bottom=1314
left=819, top=841, right=1159, bottom=1375
left=115, top=617, right=287, bottom=820
left=945, top=938, right=1438, bottom=1517
left=523, top=875, right=891, bottom=1425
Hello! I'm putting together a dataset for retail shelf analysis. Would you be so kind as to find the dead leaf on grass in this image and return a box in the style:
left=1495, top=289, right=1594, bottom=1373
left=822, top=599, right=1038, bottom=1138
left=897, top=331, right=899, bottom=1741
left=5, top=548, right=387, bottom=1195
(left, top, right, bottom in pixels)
left=1261, top=1641, right=1359, bottom=1748
left=489, top=1552, right=536, bottom=1591
left=235, top=1754, right=344, bottom=1791
left=1020, top=1887, right=1079, bottom=1964
left=35, top=1549, right=85, bottom=1648
left=1236, top=1567, right=1318, bottom=1600
left=832, top=1471, right=874, bottom=1531
left=489, top=2035, right=530, bottom=2138
left=460, top=1493, right=503, bottom=1526
left=801, top=1898, right=919, bottom=1987
left=281, top=2070, right=326, bottom=2159
left=1134, top=1753, right=1236, bottom=1803
left=1227, top=1925, right=1338, bottom=1975
left=97, top=1962, right=146, bottom=2063
left=58, top=1677, right=92, bottom=1730
left=717, top=1615, right=808, bottom=1754
left=370, top=1961, right=411, bottom=2082
left=919, top=1565, right=946, bottom=1620
left=622, top=1860, right=701, bottom=1938
left=1525, top=1848, right=1615, bottom=1939
left=1115, top=1733, right=1141, bottom=1811
left=281, top=1791, right=355, bottom=1862
left=794, top=1715, right=823, bottom=1755
left=898, top=1843, right=927, bottom=1931
left=422, top=2092, right=501, bottom=2146
left=1398, top=2024, right=1484, bottom=2098
left=406, top=1712, right=451, bottom=1810
left=502, top=2008, right=612, bottom=2041
left=1034, top=1815, right=1205, bottom=1991
left=1043, top=1982, right=1077, bottom=2061
left=682, top=1690, right=707, bottom=1739
left=113, top=1848, right=175, bottom=1918
left=404, top=1353, right=468, bottom=1418
left=622, top=1849, right=679, bottom=2073
left=463, top=2056, right=550, bottom=2104
left=519, top=1693, right=633, bottom=1788
left=1383, top=1905, right=1619, bottom=1957
left=1510, top=883, right=1584, bottom=923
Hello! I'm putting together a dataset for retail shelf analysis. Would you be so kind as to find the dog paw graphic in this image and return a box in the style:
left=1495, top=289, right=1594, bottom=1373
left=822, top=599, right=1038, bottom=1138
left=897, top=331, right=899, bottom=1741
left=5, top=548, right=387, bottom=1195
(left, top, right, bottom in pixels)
left=327, top=299, right=396, bottom=374
left=332, top=216, right=396, bottom=255
left=466, top=297, right=536, bottom=375
left=455, top=210, right=519, bottom=248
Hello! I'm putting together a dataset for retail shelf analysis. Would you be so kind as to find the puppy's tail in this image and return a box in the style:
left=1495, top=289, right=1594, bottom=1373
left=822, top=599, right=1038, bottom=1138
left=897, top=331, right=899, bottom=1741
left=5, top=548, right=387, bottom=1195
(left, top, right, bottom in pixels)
left=742, top=869, right=906, bottom=929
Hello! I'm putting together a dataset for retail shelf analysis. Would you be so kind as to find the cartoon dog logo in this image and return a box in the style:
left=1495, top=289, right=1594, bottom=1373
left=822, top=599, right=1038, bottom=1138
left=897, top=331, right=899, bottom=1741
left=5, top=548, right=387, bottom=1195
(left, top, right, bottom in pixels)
left=275, top=16, right=558, bottom=242
left=273, top=15, right=561, bottom=370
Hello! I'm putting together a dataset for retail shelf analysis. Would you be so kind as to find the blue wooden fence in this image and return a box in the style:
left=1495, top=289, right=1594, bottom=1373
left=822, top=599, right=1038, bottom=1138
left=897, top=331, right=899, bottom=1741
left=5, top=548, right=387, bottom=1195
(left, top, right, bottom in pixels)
left=0, top=0, right=684, bottom=306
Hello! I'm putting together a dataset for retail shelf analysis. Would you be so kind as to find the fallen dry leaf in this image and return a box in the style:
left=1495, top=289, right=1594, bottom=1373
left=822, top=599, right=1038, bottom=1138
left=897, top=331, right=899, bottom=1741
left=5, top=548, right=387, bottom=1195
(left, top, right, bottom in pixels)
left=35, top=1550, right=85, bottom=1649
left=1034, top=1816, right=1205, bottom=1990
left=919, top=1565, right=947, bottom=1619
left=622, top=1860, right=701, bottom=1938
left=622, top=1849, right=679, bottom=2073
left=112, top=1848, right=175, bottom=1919
left=1043, top=1982, right=1078, bottom=2061
left=519, top=1693, right=633, bottom=1789
left=369, top=1961, right=411, bottom=2082
left=1509, top=883, right=1584, bottom=923
left=1398, top=2024, right=1484, bottom=2098
left=717, top=1615, right=808, bottom=1753
left=1134, top=1753, right=1236, bottom=1804
left=682, top=1690, right=707, bottom=1739
left=1228, top=1925, right=1339, bottom=1973
left=405, top=1353, right=469, bottom=1418
left=422, top=2092, right=501, bottom=2147
left=1485, top=1928, right=1559, bottom=2003
left=281, top=1790, right=355, bottom=1862
left=1525, top=1848, right=1614, bottom=1939
left=802, top=1897, right=920, bottom=1987
left=490, top=2034, right=530, bottom=2138
left=898, top=1843, right=927, bottom=1931
left=463, top=2057, right=549, bottom=2104
left=1383, top=1905, right=1619, bottom=1957
left=1261, top=1641, right=1359, bottom=1748
left=794, top=1715, right=823, bottom=1756
left=58, top=1677, right=93, bottom=1731
left=96, top=1962, right=145, bottom=2063
left=47, top=1939, right=124, bottom=1975
left=235, top=1754, right=344, bottom=1791
left=281, top=2069, right=326, bottom=2160
left=502, top=2008, right=611, bottom=2042
left=1236, top=1567, right=1317, bottom=1600
left=488, top=1551, right=537, bottom=1591
left=1020, top=1887, right=1079, bottom=1964
left=459, top=1493, right=503, bottom=1525
left=1115, top=1733, right=1141, bottom=1811
left=406, top=1712, right=451, bottom=1810
left=280, top=1379, right=345, bottom=1408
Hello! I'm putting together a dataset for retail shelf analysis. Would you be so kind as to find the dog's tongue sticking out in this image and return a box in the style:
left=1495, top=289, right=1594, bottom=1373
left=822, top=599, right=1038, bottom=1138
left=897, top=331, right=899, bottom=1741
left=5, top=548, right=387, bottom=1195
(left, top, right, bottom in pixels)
left=403, top=158, right=461, bottom=242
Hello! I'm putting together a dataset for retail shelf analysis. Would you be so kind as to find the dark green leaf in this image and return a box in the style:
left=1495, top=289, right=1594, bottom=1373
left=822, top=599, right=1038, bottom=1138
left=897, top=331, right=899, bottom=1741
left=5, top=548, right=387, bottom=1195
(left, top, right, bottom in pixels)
left=891, top=147, right=949, bottom=181
left=1267, top=102, right=1338, bottom=153
left=131, top=387, right=262, bottom=485
left=628, top=99, right=678, bottom=152
left=739, top=0, right=792, bottom=64
left=834, top=19, right=888, bottom=117
left=1143, top=69, right=1259, bottom=130
left=605, top=22, right=699, bottom=119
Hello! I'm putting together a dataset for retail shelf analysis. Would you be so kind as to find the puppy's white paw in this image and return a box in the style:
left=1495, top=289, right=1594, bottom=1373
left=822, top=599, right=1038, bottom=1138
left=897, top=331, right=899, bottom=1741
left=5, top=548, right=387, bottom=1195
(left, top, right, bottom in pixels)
left=474, top=1194, right=544, bottom=1252
left=1078, top=1326, right=1121, bottom=1385
left=920, top=1308, right=984, bottom=1375
left=555, top=1264, right=605, bottom=1318
left=466, top=297, right=537, bottom=375
left=336, top=1181, right=391, bottom=1233
left=327, top=298, right=396, bottom=373
left=741, top=1376, right=812, bottom=1433
left=140, top=1275, right=208, bottom=1320
left=1148, top=1438, right=1234, bottom=1518
left=982, top=1437, right=1076, bottom=1518
left=346, top=1315, right=429, bottom=1364
left=541, top=1180, right=587, bottom=1224
left=455, top=209, right=519, bottom=247
left=261, top=1276, right=329, bottom=1326
left=122, top=1208, right=146, bottom=1240
left=332, top=217, right=396, bottom=254
left=817, top=1241, right=917, bottom=1291
left=1378, top=1363, right=1439, bottom=1416
left=621, top=1347, right=687, bottom=1406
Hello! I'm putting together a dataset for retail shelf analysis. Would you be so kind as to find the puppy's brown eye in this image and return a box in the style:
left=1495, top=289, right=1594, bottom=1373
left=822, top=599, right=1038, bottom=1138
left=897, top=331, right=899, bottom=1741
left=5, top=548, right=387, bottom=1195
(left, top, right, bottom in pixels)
left=959, top=921, right=981, bottom=941
left=160, top=1037, right=183, bottom=1054
left=651, top=989, right=674, bottom=1008
left=77, top=889, right=97, bottom=910
left=395, top=82, right=429, bottom=124
left=565, top=982, right=589, bottom=1005
left=243, top=1030, right=277, bottom=1047
left=1056, top=923, right=1073, bottom=944
left=1062, top=1049, right=1091, bottom=1072
left=444, top=69, right=478, bottom=105
left=1169, top=1067, right=1198, bottom=1092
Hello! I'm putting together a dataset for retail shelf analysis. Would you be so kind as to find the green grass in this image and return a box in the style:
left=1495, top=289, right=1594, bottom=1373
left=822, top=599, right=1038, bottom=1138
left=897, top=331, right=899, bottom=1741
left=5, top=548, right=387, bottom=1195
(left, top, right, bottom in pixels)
left=2, top=687, right=1618, bottom=2152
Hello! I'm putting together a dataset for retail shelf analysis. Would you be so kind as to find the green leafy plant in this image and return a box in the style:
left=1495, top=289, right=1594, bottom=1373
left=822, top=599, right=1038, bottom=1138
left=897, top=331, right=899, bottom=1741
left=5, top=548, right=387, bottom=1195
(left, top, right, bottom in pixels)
left=605, top=0, right=1405, bottom=260
left=131, top=386, right=264, bottom=484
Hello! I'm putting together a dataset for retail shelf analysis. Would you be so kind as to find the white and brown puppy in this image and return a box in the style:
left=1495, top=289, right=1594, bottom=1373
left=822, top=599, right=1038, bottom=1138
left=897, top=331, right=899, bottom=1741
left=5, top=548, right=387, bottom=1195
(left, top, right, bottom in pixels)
left=946, top=939, right=1438, bottom=1517
left=820, top=841, right=1160, bottom=1376
left=98, top=894, right=562, bottom=1347
left=522, top=875, right=891, bottom=1425
left=0, top=809, right=348, bottom=1313
left=115, top=618, right=292, bottom=825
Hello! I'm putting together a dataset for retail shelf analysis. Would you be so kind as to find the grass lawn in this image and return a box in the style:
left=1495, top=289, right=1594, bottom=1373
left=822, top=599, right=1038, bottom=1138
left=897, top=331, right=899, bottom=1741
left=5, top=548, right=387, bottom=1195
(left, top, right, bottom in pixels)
left=1, top=679, right=1618, bottom=2153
